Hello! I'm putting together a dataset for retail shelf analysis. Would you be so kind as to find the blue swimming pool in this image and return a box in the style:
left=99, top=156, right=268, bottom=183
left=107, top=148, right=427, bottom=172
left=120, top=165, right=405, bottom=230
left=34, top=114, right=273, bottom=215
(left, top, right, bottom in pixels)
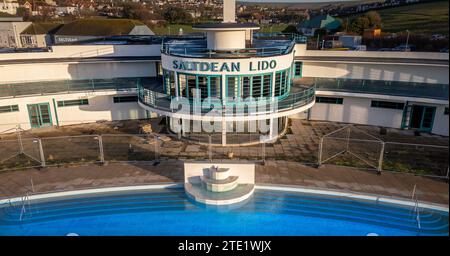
left=0, top=188, right=448, bottom=236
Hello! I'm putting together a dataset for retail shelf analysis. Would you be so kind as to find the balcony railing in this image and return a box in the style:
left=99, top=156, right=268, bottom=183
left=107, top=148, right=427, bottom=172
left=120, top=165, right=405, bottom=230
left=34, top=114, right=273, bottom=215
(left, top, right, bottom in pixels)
left=0, top=78, right=152, bottom=98
left=161, top=37, right=298, bottom=58
left=138, top=84, right=315, bottom=117
left=313, top=78, right=449, bottom=100
left=253, top=33, right=308, bottom=44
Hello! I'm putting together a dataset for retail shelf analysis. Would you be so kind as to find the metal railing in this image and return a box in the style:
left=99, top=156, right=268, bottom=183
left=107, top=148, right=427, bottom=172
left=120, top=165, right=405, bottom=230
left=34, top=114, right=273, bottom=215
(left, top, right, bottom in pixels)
left=161, top=35, right=299, bottom=58
left=253, top=33, right=308, bottom=44
left=0, top=123, right=448, bottom=179
left=138, top=84, right=316, bottom=116
left=314, top=78, right=449, bottom=101
left=0, top=77, right=144, bottom=99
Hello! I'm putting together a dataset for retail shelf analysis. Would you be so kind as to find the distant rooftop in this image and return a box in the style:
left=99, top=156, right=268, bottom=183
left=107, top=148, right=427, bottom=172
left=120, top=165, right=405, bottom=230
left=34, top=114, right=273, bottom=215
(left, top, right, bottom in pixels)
left=298, top=14, right=341, bottom=30
left=0, top=17, right=24, bottom=22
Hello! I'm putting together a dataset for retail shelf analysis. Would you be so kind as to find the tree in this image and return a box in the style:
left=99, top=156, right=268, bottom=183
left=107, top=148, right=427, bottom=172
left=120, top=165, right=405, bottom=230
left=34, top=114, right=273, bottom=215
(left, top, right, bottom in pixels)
left=365, top=11, right=382, bottom=29
left=162, top=6, right=192, bottom=24
left=349, top=16, right=370, bottom=35
left=348, top=11, right=382, bottom=35
left=282, top=25, right=299, bottom=34
left=16, top=7, right=31, bottom=21
left=121, top=2, right=152, bottom=21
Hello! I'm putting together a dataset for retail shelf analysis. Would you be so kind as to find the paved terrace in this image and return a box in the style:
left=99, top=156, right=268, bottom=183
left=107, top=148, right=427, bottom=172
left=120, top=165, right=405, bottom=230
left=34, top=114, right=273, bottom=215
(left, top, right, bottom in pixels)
left=0, top=119, right=448, bottom=206
left=0, top=161, right=447, bottom=206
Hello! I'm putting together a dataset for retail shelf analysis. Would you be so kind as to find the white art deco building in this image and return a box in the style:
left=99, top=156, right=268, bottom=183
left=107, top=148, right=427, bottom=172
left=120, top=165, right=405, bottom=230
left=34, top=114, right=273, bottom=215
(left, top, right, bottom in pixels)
left=0, top=0, right=448, bottom=145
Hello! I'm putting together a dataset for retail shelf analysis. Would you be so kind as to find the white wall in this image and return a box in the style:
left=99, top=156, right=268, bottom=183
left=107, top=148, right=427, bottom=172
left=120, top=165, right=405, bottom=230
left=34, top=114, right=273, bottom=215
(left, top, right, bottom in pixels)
left=0, top=91, right=147, bottom=132
left=207, top=30, right=246, bottom=50
left=431, top=105, right=449, bottom=136
left=310, top=96, right=404, bottom=128
left=0, top=61, right=157, bottom=83
left=302, top=61, right=449, bottom=84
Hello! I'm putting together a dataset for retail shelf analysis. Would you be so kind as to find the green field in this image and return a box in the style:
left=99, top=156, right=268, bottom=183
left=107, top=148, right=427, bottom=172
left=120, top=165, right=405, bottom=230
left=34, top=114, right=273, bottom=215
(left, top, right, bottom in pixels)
left=378, top=0, right=449, bottom=35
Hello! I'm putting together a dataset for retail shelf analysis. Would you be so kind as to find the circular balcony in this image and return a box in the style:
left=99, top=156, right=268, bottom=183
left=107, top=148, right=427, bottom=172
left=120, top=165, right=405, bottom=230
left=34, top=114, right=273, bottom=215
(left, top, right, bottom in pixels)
left=137, top=84, right=315, bottom=121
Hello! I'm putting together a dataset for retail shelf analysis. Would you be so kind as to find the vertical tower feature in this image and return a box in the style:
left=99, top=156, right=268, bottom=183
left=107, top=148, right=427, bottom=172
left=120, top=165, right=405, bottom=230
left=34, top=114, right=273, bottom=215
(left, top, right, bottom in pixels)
left=192, top=0, right=259, bottom=50
left=223, top=0, right=236, bottom=23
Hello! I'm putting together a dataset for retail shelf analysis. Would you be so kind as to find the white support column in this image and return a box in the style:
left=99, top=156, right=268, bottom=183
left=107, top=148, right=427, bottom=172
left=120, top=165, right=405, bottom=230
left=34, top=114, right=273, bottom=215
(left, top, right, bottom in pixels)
left=222, top=120, right=227, bottom=146
left=221, top=74, right=227, bottom=146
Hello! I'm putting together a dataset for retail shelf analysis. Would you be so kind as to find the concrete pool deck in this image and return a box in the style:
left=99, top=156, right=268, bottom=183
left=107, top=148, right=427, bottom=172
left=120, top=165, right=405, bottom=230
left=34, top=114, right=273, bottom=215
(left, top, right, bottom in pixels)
left=0, top=160, right=448, bottom=206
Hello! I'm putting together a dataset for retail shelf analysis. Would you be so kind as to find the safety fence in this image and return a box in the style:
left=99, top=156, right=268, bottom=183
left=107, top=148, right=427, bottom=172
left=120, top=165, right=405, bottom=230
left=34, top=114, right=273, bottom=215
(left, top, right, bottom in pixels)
left=318, top=125, right=449, bottom=178
left=0, top=125, right=448, bottom=179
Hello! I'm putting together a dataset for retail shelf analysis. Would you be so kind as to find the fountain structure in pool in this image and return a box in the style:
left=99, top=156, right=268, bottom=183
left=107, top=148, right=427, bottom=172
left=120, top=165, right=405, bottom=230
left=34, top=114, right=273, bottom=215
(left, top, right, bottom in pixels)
left=184, top=162, right=255, bottom=205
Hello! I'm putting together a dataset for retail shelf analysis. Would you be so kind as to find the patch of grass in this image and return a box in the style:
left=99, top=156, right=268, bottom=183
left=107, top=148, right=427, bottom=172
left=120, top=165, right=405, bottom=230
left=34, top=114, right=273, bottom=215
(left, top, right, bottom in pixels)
left=258, top=24, right=289, bottom=33
left=378, top=0, right=449, bottom=35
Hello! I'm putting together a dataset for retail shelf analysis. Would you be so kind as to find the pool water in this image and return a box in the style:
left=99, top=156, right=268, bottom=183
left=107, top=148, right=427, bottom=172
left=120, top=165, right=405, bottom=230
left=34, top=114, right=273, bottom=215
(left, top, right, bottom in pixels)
left=0, top=188, right=448, bottom=236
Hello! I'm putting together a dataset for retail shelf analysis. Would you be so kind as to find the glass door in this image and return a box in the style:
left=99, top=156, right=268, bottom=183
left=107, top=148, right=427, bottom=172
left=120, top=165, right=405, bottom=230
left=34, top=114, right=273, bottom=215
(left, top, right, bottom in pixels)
left=420, top=106, right=436, bottom=132
left=409, top=105, right=435, bottom=132
left=27, top=103, right=52, bottom=128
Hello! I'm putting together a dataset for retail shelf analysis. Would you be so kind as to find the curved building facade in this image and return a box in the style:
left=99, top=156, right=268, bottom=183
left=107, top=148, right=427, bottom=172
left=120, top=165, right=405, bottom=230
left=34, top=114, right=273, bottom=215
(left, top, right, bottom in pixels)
left=0, top=1, right=448, bottom=145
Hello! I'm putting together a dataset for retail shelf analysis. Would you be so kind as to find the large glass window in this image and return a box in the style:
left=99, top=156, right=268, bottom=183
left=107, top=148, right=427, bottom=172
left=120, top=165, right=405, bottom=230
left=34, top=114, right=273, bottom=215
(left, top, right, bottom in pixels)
left=0, top=104, right=19, bottom=113
left=209, top=77, right=221, bottom=98
left=178, top=74, right=187, bottom=97
left=371, top=100, right=404, bottom=110
left=242, top=76, right=251, bottom=98
left=198, top=76, right=208, bottom=99
left=163, top=70, right=175, bottom=96
left=274, top=68, right=290, bottom=97
left=176, top=72, right=221, bottom=99
left=262, top=75, right=271, bottom=97
left=227, top=76, right=239, bottom=98
left=252, top=76, right=262, bottom=98
left=316, top=97, right=343, bottom=104
left=57, top=99, right=89, bottom=107
left=294, top=61, right=302, bottom=77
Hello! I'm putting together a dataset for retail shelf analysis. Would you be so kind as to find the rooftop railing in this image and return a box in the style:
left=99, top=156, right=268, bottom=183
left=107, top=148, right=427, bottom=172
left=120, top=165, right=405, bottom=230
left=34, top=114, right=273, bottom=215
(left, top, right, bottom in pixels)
left=138, top=84, right=315, bottom=116
left=253, top=33, right=308, bottom=44
left=161, top=33, right=301, bottom=58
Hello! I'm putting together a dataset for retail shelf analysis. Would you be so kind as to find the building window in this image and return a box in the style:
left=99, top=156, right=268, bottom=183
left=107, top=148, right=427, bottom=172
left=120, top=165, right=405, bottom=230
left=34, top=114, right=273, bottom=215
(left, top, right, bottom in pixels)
left=113, top=96, right=138, bottom=103
left=177, top=73, right=221, bottom=99
left=316, top=96, right=343, bottom=104
left=294, top=61, right=302, bottom=78
left=0, top=104, right=19, bottom=113
left=57, top=99, right=89, bottom=107
left=163, top=70, right=176, bottom=96
left=156, top=61, right=163, bottom=76
left=445, top=107, right=449, bottom=115
left=371, top=100, right=404, bottom=110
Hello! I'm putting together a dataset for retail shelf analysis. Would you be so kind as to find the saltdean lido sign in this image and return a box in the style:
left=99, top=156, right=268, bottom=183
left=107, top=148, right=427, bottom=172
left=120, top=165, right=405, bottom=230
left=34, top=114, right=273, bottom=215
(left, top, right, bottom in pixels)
left=172, top=60, right=277, bottom=72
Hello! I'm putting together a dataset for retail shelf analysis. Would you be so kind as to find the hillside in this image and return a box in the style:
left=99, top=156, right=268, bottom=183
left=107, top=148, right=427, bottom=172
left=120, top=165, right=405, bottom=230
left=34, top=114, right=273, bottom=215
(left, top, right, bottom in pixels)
left=368, top=0, right=448, bottom=35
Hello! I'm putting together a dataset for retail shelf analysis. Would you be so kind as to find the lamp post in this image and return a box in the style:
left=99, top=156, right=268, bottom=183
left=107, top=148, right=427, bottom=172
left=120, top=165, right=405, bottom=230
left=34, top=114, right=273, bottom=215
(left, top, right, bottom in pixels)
left=405, top=29, right=410, bottom=52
